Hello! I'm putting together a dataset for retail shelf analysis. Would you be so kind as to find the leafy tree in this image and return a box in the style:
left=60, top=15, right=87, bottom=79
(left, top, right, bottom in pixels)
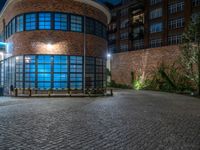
left=180, top=16, right=200, bottom=94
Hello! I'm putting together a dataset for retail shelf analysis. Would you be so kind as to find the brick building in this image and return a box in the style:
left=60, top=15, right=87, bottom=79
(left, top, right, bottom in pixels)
left=109, top=0, right=200, bottom=86
left=0, top=0, right=111, bottom=95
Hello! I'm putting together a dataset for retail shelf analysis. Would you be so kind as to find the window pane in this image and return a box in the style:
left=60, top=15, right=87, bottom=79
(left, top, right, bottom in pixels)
left=70, top=15, right=83, bottom=32
left=38, top=56, right=51, bottom=63
left=86, top=18, right=94, bottom=34
left=25, top=13, right=36, bottom=30
left=39, top=13, right=51, bottom=30
left=54, top=13, right=67, bottom=30
left=38, top=64, right=51, bottom=72
left=150, top=22, right=163, bottom=33
left=16, top=15, right=24, bottom=32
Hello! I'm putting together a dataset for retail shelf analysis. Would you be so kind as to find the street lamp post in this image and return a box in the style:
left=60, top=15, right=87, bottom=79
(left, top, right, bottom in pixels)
left=83, top=4, right=86, bottom=94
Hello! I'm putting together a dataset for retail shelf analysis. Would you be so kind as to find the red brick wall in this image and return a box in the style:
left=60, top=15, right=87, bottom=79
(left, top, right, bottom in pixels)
left=0, top=0, right=108, bottom=58
left=6, top=31, right=107, bottom=58
left=111, top=46, right=181, bottom=85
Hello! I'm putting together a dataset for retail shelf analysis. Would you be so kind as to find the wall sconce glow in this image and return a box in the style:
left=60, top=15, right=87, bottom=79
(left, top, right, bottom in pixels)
left=47, top=43, right=53, bottom=49
left=107, top=53, right=111, bottom=58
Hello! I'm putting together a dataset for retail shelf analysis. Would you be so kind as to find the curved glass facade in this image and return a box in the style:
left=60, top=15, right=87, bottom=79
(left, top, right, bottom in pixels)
left=0, top=55, right=106, bottom=94
left=5, top=12, right=107, bottom=40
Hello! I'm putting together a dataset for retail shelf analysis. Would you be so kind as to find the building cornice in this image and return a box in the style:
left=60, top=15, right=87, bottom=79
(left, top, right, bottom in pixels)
left=0, top=0, right=111, bottom=24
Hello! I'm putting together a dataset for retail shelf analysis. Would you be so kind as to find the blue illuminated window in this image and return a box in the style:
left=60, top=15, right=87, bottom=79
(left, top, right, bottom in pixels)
left=54, top=56, right=68, bottom=64
left=25, top=73, right=35, bottom=82
left=39, top=13, right=51, bottom=30
left=53, top=56, right=68, bottom=89
left=70, top=15, right=83, bottom=32
left=38, top=73, right=51, bottom=81
left=70, top=64, right=82, bottom=72
left=69, top=56, right=83, bottom=89
left=3, top=55, right=106, bottom=91
left=5, top=12, right=107, bottom=40
left=54, top=64, right=68, bottom=72
left=25, top=82, right=35, bottom=88
left=54, top=74, right=68, bottom=82
left=38, top=82, right=51, bottom=89
left=70, top=56, right=82, bottom=64
left=38, top=56, right=51, bottom=63
left=54, top=82, right=68, bottom=89
left=38, top=64, right=51, bottom=72
left=16, top=15, right=24, bottom=32
left=70, top=82, right=82, bottom=89
left=54, top=13, right=67, bottom=30
left=25, top=13, right=36, bottom=30
left=25, top=55, right=36, bottom=63
left=70, top=74, right=82, bottom=82
left=25, top=64, right=36, bottom=72
left=150, top=22, right=163, bottom=33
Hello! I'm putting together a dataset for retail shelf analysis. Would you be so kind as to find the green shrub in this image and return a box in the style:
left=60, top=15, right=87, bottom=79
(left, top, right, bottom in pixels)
left=146, top=63, right=195, bottom=92
left=108, top=80, right=131, bottom=89
left=131, top=71, right=150, bottom=90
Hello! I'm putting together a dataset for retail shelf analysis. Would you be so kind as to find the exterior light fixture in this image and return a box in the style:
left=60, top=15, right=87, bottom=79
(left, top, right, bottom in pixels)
left=47, top=43, right=53, bottom=49
left=107, top=53, right=111, bottom=58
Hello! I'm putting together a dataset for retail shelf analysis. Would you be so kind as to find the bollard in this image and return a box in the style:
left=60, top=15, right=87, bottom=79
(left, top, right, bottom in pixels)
left=29, top=89, right=32, bottom=97
left=88, top=90, right=91, bottom=97
left=14, top=88, right=18, bottom=97
left=94, top=89, right=97, bottom=94
left=48, top=90, right=51, bottom=97
left=111, top=89, right=113, bottom=96
left=69, top=90, right=72, bottom=97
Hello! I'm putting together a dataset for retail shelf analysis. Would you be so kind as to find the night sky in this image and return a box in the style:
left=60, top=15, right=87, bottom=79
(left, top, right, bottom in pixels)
left=0, top=0, right=6, bottom=11
left=97, top=0, right=121, bottom=5
left=0, top=0, right=121, bottom=12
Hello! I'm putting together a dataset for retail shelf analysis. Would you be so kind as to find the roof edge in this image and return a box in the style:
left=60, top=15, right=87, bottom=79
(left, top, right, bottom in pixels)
left=0, top=0, right=111, bottom=24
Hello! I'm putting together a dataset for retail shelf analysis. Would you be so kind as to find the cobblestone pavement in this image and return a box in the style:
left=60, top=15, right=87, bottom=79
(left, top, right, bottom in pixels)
left=0, top=90, right=200, bottom=150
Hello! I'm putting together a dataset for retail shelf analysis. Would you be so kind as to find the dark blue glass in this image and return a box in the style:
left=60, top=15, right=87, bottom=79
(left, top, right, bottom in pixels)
left=70, top=15, right=82, bottom=32
left=54, top=13, right=67, bottom=30
left=25, top=14, right=36, bottom=30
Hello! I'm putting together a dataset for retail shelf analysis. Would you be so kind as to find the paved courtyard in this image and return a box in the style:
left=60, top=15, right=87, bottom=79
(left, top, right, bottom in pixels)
left=0, top=90, right=200, bottom=150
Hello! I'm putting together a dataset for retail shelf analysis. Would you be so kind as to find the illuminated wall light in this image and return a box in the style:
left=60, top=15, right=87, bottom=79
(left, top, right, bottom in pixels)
left=47, top=43, right=53, bottom=49
left=107, top=53, right=111, bottom=58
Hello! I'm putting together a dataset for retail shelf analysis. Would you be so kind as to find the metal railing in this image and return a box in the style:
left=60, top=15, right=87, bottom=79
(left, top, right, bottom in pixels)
left=13, top=88, right=113, bottom=97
